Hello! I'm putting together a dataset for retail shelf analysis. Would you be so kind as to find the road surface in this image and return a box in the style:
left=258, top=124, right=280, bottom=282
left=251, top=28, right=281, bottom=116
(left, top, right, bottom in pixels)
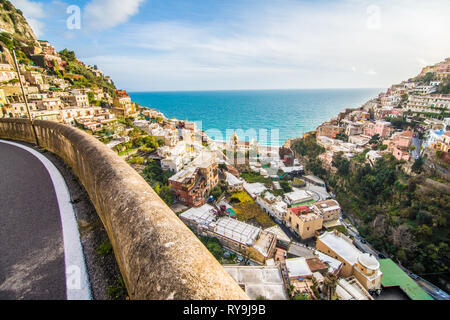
left=0, top=140, right=90, bottom=300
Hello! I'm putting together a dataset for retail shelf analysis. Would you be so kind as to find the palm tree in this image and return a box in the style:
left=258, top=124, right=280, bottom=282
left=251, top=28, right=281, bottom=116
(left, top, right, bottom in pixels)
left=323, top=272, right=338, bottom=300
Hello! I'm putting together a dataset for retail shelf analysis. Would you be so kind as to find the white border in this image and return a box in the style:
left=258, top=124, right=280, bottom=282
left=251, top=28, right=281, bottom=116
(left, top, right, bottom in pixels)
left=0, top=139, right=92, bottom=300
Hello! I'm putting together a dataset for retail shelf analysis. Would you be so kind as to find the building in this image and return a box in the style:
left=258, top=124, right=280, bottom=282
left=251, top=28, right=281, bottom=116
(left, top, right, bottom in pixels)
left=384, top=130, right=413, bottom=161
left=302, top=175, right=326, bottom=188
left=316, top=231, right=382, bottom=293
left=179, top=204, right=277, bottom=264
left=264, top=225, right=291, bottom=249
left=283, top=190, right=314, bottom=206
left=316, top=123, right=344, bottom=139
left=23, top=71, right=43, bottom=85
left=112, top=95, right=135, bottom=117
left=61, top=93, right=89, bottom=108
left=311, top=199, right=341, bottom=222
left=256, top=195, right=288, bottom=223
left=224, top=265, right=288, bottom=300
left=243, top=182, right=267, bottom=198
left=0, top=63, right=17, bottom=82
left=169, top=152, right=218, bottom=207
left=366, top=150, right=382, bottom=166
left=285, top=257, right=313, bottom=280
left=378, top=259, right=433, bottom=300
left=225, top=171, right=244, bottom=192
left=284, top=206, right=323, bottom=240
left=433, top=131, right=450, bottom=153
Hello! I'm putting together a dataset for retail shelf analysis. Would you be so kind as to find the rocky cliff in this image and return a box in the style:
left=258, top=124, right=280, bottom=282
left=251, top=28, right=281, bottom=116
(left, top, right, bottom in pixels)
left=0, top=0, right=38, bottom=44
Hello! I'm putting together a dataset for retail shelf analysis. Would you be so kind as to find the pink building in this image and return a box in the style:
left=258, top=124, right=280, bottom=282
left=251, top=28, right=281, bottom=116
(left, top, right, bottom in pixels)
left=363, top=121, right=392, bottom=138
left=386, top=131, right=413, bottom=161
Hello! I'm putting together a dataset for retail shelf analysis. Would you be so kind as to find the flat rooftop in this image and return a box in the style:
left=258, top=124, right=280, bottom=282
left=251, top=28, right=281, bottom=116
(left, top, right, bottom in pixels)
left=179, top=204, right=217, bottom=226
left=212, top=217, right=261, bottom=246
left=224, top=265, right=288, bottom=300
left=285, top=257, right=312, bottom=279
left=287, top=243, right=315, bottom=258
left=317, top=231, right=361, bottom=265
left=264, top=225, right=291, bottom=243
left=379, top=259, right=433, bottom=300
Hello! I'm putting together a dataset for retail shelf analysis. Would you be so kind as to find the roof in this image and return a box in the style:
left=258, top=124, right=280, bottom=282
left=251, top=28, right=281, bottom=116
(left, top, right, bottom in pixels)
left=315, top=251, right=343, bottom=273
left=223, top=265, right=288, bottom=300
left=284, top=190, right=313, bottom=203
left=303, top=175, right=325, bottom=184
left=358, top=253, right=380, bottom=270
left=285, top=257, right=312, bottom=278
left=287, top=242, right=315, bottom=258
left=317, top=231, right=361, bottom=265
left=289, top=205, right=310, bottom=215
left=212, top=217, right=260, bottom=245
left=243, top=182, right=267, bottom=196
left=306, top=257, right=329, bottom=273
left=264, top=225, right=291, bottom=243
left=379, top=259, right=433, bottom=300
left=179, top=204, right=216, bottom=226
left=225, top=172, right=242, bottom=186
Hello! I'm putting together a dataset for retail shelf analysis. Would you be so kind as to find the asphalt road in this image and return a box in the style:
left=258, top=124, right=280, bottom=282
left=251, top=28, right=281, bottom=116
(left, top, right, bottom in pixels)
left=0, top=141, right=66, bottom=300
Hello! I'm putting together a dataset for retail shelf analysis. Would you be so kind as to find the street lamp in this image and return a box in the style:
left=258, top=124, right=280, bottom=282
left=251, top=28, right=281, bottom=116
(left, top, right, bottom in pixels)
left=11, top=48, right=39, bottom=145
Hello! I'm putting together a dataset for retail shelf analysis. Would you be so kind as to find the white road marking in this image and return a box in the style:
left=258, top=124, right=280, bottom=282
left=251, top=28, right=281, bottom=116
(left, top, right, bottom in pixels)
left=0, top=139, right=92, bottom=300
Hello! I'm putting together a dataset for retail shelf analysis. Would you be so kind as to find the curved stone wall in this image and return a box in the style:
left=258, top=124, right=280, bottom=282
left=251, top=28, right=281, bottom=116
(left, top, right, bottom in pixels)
left=0, top=118, right=249, bottom=300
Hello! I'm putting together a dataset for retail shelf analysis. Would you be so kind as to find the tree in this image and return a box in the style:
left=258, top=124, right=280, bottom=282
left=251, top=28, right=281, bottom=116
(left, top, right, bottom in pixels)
left=369, top=134, right=381, bottom=145
left=422, top=72, right=435, bottom=84
left=280, top=180, right=292, bottom=193
left=323, top=273, right=338, bottom=300
left=332, top=152, right=350, bottom=176
left=411, top=158, right=424, bottom=174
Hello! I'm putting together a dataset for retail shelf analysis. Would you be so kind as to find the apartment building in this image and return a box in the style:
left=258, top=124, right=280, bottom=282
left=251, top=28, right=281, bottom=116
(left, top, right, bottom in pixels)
left=316, top=231, right=382, bottom=293
left=284, top=206, right=323, bottom=240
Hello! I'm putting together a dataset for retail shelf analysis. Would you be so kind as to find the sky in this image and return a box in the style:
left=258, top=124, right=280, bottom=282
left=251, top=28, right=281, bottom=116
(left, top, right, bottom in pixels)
left=10, top=0, right=450, bottom=92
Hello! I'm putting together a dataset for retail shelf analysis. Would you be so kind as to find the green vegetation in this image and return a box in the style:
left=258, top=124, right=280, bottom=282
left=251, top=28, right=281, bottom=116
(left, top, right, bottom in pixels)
left=97, top=239, right=113, bottom=256
left=436, top=79, right=450, bottom=94
left=211, top=182, right=227, bottom=200
left=294, top=134, right=450, bottom=286
left=332, top=152, right=351, bottom=176
left=199, top=236, right=225, bottom=262
left=107, top=276, right=127, bottom=300
left=240, top=170, right=270, bottom=184
left=230, top=191, right=275, bottom=228
left=141, top=160, right=173, bottom=206
left=292, top=134, right=327, bottom=178
left=327, top=225, right=349, bottom=236
left=58, top=48, right=116, bottom=95
left=280, top=180, right=293, bottom=193
left=328, top=156, right=449, bottom=279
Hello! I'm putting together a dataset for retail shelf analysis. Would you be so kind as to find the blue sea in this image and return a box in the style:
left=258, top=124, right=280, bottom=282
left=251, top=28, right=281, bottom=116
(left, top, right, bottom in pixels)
left=129, top=89, right=381, bottom=146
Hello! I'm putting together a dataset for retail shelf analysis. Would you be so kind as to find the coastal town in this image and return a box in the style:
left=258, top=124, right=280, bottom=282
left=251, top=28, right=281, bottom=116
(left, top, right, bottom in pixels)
left=0, top=2, right=449, bottom=301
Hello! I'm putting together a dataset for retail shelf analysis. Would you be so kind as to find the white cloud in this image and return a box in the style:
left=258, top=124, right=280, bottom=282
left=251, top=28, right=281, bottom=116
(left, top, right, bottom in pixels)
left=10, top=0, right=46, bottom=37
left=84, top=0, right=450, bottom=91
left=84, top=0, right=145, bottom=30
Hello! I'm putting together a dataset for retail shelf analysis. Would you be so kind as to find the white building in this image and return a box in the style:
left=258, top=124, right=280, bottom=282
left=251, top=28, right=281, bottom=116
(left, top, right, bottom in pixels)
left=283, top=190, right=314, bottom=206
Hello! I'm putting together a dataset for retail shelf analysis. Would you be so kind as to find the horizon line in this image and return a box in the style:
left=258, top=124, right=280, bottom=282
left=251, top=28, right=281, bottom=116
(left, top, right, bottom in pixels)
left=127, top=87, right=385, bottom=94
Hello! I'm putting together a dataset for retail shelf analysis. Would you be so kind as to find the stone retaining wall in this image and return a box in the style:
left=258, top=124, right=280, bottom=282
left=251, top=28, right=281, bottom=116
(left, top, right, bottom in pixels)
left=0, top=118, right=248, bottom=300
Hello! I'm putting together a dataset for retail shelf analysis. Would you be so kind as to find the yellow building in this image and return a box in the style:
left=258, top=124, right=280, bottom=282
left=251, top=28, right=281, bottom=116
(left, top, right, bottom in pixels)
left=434, top=131, right=450, bottom=153
left=316, top=231, right=382, bottom=293
left=112, top=96, right=135, bottom=117
left=285, top=206, right=323, bottom=240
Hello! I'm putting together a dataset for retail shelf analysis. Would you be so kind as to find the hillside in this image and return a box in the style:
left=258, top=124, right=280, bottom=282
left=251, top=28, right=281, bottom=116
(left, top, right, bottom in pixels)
left=0, top=0, right=38, bottom=44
